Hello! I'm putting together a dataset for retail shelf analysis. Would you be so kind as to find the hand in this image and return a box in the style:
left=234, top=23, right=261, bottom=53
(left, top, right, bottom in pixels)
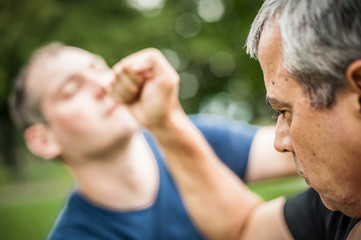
left=111, top=48, right=182, bottom=128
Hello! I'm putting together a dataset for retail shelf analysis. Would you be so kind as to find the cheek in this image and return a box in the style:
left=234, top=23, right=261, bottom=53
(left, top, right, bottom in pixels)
left=291, top=112, right=342, bottom=181
left=49, top=103, right=97, bottom=136
left=289, top=113, right=324, bottom=168
left=57, top=112, right=89, bottom=131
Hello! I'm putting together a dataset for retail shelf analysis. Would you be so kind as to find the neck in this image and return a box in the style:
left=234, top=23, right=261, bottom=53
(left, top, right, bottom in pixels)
left=68, top=132, right=158, bottom=210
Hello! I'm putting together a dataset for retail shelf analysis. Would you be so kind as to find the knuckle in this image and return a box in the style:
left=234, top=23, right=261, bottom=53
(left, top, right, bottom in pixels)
left=129, top=84, right=139, bottom=94
left=144, top=48, right=164, bottom=62
left=144, top=48, right=161, bottom=55
left=160, top=78, right=174, bottom=90
left=112, top=64, right=123, bottom=75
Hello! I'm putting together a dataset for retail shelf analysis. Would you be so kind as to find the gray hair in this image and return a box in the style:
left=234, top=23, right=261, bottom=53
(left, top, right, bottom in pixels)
left=10, top=42, right=65, bottom=130
left=246, top=0, right=361, bottom=108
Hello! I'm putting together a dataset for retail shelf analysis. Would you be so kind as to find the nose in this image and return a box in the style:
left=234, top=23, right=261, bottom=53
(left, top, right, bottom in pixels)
left=274, top=117, right=294, bottom=152
left=90, top=71, right=114, bottom=100
left=94, top=84, right=108, bottom=100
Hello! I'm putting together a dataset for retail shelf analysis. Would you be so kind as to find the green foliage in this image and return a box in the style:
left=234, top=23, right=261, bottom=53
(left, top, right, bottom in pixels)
left=1, top=0, right=277, bottom=174
left=0, top=2, right=303, bottom=239
left=0, top=0, right=271, bottom=121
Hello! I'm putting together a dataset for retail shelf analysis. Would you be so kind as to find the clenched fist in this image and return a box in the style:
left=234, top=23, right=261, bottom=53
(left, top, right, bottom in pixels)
left=111, top=48, right=182, bottom=128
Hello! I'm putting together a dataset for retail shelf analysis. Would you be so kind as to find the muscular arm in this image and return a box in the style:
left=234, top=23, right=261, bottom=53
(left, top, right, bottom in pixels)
left=150, top=110, right=262, bottom=239
left=113, top=48, right=292, bottom=240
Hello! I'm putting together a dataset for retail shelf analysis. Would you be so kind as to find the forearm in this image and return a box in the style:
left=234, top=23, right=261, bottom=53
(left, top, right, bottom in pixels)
left=149, top=109, right=263, bottom=240
left=113, top=48, right=263, bottom=239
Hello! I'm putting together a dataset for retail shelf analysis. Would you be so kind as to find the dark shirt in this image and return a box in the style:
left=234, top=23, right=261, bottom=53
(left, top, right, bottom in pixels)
left=48, top=115, right=258, bottom=240
left=284, top=188, right=361, bottom=240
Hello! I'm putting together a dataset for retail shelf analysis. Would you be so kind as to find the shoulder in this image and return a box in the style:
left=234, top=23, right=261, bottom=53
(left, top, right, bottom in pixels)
left=188, top=114, right=259, bottom=179
left=47, top=192, right=102, bottom=240
left=188, top=114, right=258, bottom=143
left=189, top=114, right=258, bottom=132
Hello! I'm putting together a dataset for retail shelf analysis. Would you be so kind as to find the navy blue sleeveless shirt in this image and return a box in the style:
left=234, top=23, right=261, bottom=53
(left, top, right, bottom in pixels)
left=48, top=115, right=258, bottom=240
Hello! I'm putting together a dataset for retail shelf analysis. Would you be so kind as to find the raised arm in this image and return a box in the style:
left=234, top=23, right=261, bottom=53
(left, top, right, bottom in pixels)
left=111, top=48, right=292, bottom=240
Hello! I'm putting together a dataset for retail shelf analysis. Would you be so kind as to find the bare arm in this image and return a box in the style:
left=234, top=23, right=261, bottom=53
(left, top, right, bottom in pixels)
left=246, top=126, right=296, bottom=182
left=112, top=48, right=291, bottom=240
left=150, top=115, right=293, bottom=240
left=240, top=197, right=293, bottom=240
left=150, top=110, right=262, bottom=239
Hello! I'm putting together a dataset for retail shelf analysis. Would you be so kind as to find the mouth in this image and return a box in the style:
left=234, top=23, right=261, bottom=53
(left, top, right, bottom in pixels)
left=297, top=170, right=311, bottom=186
left=303, top=177, right=311, bottom=186
left=293, top=153, right=311, bottom=185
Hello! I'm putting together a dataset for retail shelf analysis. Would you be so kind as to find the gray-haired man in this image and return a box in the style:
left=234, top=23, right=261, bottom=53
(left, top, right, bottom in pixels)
left=145, top=0, right=361, bottom=239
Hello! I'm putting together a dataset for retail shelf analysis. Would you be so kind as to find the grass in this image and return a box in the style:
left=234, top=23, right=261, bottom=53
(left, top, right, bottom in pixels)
left=249, top=176, right=308, bottom=201
left=0, top=158, right=308, bottom=240
left=0, top=197, right=64, bottom=240
left=0, top=156, right=74, bottom=240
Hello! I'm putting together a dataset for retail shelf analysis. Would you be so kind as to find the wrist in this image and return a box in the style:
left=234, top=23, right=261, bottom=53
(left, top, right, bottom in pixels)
left=148, top=107, right=190, bottom=137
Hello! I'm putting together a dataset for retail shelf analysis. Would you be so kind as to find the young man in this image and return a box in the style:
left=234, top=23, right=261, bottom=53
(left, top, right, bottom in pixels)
left=10, top=43, right=295, bottom=240
left=143, top=0, right=361, bottom=239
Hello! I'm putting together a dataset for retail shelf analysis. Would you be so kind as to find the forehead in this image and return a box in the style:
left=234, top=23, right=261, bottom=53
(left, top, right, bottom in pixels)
left=27, top=47, right=102, bottom=97
left=29, top=47, right=97, bottom=84
left=258, top=21, right=283, bottom=76
left=258, top=21, right=304, bottom=103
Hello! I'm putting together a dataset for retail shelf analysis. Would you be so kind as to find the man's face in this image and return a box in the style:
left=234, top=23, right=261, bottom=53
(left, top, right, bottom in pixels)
left=27, top=47, right=139, bottom=160
left=258, top=22, right=361, bottom=217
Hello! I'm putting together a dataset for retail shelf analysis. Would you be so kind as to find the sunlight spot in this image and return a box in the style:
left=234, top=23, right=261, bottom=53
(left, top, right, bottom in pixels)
left=198, top=0, right=225, bottom=22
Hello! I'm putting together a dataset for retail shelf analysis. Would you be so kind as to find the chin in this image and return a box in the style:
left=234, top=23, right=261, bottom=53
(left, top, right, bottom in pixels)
left=320, top=195, right=361, bottom=218
left=319, top=196, right=338, bottom=211
left=339, top=206, right=361, bottom=219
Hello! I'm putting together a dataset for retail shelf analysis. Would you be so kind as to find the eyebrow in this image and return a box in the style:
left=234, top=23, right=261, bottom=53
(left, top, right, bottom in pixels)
left=53, top=73, right=81, bottom=99
left=266, top=95, right=292, bottom=109
left=52, top=56, right=107, bottom=99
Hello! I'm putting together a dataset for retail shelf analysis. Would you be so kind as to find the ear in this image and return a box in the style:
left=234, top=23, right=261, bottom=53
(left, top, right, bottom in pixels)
left=24, top=124, right=61, bottom=159
left=346, top=60, right=361, bottom=114
left=346, top=60, right=361, bottom=93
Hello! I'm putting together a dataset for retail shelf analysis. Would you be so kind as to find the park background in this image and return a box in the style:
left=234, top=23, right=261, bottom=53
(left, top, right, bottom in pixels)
left=0, top=0, right=307, bottom=239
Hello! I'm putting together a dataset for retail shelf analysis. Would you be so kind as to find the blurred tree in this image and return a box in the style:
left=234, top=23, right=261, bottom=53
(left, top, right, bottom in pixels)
left=0, top=0, right=62, bottom=179
left=0, top=0, right=271, bottom=179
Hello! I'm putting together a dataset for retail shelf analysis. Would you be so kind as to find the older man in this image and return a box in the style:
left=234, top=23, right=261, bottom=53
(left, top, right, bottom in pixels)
left=135, top=0, right=361, bottom=239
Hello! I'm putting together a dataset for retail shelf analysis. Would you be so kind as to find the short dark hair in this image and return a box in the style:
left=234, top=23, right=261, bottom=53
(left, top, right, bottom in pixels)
left=9, top=42, right=65, bottom=130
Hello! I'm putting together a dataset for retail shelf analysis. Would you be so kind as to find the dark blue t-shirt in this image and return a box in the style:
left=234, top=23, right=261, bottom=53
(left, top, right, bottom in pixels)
left=48, top=115, right=258, bottom=240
